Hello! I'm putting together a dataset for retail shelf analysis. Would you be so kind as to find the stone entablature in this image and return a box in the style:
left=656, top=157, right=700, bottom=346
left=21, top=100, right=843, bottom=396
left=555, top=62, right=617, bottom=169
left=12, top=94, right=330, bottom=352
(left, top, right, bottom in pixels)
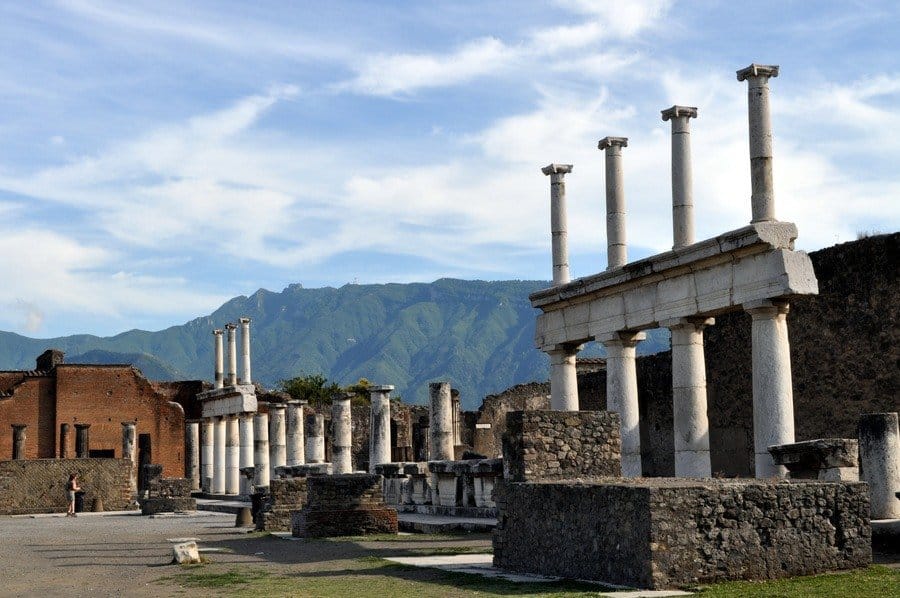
left=493, top=478, right=872, bottom=589
left=531, top=222, right=817, bottom=348
left=197, top=385, right=257, bottom=418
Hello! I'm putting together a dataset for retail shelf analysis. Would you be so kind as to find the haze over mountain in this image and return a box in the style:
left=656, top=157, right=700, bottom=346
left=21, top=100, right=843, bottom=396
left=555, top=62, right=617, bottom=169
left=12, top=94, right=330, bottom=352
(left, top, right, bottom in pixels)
left=0, top=279, right=668, bottom=409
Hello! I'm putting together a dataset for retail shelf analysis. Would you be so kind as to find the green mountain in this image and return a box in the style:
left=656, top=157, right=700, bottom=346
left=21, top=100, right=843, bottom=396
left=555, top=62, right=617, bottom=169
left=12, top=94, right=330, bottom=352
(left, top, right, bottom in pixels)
left=0, top=279, right=669, bottom=409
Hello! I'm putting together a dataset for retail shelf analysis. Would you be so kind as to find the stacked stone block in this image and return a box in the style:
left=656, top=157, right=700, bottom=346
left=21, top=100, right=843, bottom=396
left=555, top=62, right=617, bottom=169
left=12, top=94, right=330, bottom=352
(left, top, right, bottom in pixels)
left=256, top=464, right=333, bottom=531
left=291, top=473, right=398, bottom=538
left=138, top=463, right=196, bottom=515
left=768, top=438, right=859, bottom=481
left=494, top=478, right=872, bottom=589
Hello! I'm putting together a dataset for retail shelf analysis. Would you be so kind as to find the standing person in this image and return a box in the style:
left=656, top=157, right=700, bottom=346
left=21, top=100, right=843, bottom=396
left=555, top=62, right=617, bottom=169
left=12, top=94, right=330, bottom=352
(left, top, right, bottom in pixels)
left=66, top=473, right=80, bottom=517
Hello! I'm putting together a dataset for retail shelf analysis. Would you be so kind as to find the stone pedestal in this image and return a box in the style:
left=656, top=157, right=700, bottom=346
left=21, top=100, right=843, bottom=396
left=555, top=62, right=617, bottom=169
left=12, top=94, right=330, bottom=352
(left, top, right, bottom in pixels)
left=600, top=331, right=645, bottom=477
left=472, top=458, right=502, bottom=508
left=305, top=413, right=325, bottom=464
left=858, top=413, right=900, bottom=519
left=332, top=394, right=353, bottom=474
left=369, top=385, right=394, bottom=472
left=403, top=463, right=432, bottom=505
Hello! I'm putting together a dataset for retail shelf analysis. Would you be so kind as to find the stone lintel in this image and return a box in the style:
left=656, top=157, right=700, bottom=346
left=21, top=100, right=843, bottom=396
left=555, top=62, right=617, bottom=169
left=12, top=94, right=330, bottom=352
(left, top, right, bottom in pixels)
left=661, top=105, right=698, bottom=121
left=368, top=385, right=395, bottom=393
left=737, top=63, right=779, bottom=81
left=198, top=385, right=258, bottom=418
left=768, top=438, right=859, bottom=469
left=660, top=316, right=715, bottom=329
left=541, top=163, right=573, bottom=176
left=598, top=136, right=628, bottom=150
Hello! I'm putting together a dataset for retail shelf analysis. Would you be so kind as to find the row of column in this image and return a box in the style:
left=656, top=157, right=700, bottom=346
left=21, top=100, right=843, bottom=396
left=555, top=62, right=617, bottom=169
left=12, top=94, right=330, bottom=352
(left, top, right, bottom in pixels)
left=10, top=422, right=96, bottom=460
left=542, top=65, right=795, bottom=479
left=212, top=317, right=252, bottom=389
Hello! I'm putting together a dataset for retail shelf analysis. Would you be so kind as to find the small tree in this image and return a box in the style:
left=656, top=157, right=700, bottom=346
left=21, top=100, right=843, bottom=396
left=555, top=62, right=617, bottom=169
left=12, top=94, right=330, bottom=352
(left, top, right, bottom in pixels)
left=279, top=374, right=341, bottom=409
left=346, top=377, right=371, bottom=406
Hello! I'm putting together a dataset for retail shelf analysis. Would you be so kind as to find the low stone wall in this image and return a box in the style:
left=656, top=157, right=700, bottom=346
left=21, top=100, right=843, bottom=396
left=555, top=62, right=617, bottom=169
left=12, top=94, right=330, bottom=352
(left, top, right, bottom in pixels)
left=0, top=458, right=135, bottom=515
left=493, top=478, right=871, bottom=589
left=502, top=411, right=621, bottom=482
left=291, top=474, right=398, bottom=538
left=257, top=477, right=308, bottom=531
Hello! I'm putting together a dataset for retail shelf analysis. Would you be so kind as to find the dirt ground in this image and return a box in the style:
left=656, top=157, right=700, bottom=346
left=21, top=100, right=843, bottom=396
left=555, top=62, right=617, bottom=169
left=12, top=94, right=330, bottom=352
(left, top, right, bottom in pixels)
left=0, top=510, right=493, bottom=597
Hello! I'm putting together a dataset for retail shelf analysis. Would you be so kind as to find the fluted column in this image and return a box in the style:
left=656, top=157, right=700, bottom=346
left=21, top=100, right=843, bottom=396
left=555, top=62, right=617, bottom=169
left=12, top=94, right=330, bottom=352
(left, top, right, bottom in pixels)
left=212, top=416, right=226, bottom=494
left=599, top=136, right=629, bottom=269
left=239, top=317, right=251, bottom=385
left=286, top=401, right=306, bottom=466
left=269, top=404, right=287, bottom=478
left=185, top=421, right=200, bottom=491
left=200, top=419, right=214, bottom=492
left=225, top=323, right=237, bottom=386
left=600, top=331, right=646, bottom=477
left=332, top=393, right=353, bottom=474
left=746, top=300, right=794, bottom=478
left=238, top=413, right=254, bottom=495
left=661, top=105, right=698, bottom=249
left=369, top=385, right=394, bottom=472
left=737, top=63, right=779, bottom=223
left=541, top=163, right=574, bottom=286
left=253, top=413, right=270, bottom=487
left=213, top=329, right=224, bottom=389
left=305, top=413, right=325, bottom=463
left=548, top=344, right=580, bottom=411
left=225, top=415, right=240, bottom=494
left=429, top=382, right=454, bottom=461
left=664, top=317, right=713, bottom=477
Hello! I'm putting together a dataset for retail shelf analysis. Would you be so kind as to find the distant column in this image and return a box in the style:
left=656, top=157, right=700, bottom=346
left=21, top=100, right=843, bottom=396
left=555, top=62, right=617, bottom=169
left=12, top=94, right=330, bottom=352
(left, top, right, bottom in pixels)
left=59, top=423, right=71, bottom=458
left=213, top=329, right=224, bottom=389
left=185, top=421, right=200, bottom=491
left=75, top=423, right=91, bottom=458
left=200, top=419, right=214, bottom=492
left=736, top=63, right=779, bottom=223
left=238, top=413, right=254, bottom=495
left=305, top=413, right=325, bottom=464
left=286, top=401, right=306, bottom=466
left=225, top=323, right=238, bottom=386
left=225, top=415, right=240, bottom=495
left=253, top=413, right=270, bottom=488
left=541, top=163, right=574, bottom=286
left=369, top=385, right=394, bottom=472
left=239, top=317, right=252, bottom=385
left=858, top=413, right=900, bottom=519
left=212, top=417, right=226, bottom=494
left=601, top=331, right=646, bottom=477
left=332, top=393, right=353, bottom=474
left=121, top=421, right=137, bottom=494
left=451, top=389, right=462, bottom=446
left=11, top=424, right=26, bottom=460
left=269, top=404, right=287, bottom=479
left=429, top=382, right=454, bottom=461
left=746, top=300, right=794, bottom=478
left=661, top=105, right=698, bottom=249
left=548, top=345, right=580, bottom=411
left=599, top=136, right=629, bottom=269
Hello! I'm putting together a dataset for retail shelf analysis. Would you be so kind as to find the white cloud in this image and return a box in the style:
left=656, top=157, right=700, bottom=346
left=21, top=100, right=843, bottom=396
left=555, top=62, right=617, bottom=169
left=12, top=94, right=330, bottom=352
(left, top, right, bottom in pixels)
left=554, top=0, right=672, bottom=37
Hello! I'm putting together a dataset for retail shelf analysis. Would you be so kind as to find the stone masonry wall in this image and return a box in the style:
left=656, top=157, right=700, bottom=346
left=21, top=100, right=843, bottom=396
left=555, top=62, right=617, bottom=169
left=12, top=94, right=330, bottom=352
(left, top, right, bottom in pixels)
left=291, top=473, right=398, bottom=537
left=257, top=477, right=308, bottom=532
left=502, top=411, right=621, bottom=482
left=0, top=458, right=135, bottom=515
left=494, top=478, right=871, bottom=589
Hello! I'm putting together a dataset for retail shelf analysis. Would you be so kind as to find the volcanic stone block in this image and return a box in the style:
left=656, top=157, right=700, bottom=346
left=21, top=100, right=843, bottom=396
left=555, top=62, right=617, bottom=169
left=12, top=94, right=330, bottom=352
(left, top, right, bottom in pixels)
left=291, top=473, right=398, bottom=538
left=493, top=478, right=871, bottom=589
left=769, top=438, right=858, bottom=480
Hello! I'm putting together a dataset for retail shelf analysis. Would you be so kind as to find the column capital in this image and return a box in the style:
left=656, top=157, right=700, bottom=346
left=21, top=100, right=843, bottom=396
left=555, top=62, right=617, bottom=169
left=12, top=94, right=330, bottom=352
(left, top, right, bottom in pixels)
left=11, top=423, right=26, bottom=430
left=598, top=136, right=628, bottom=150
left=541, top=163, right=573, bottom=176
left=546, top=343, right=584, bottom=356
left=368, top=385, right=395, bottom=393
left=660, top=316, right=714, bottom=329
left=225, top=323, right=237, bottom=331
left=121, top=420, right=136, bottom=427
left=213, top=328, right=223, bottom=336
left=661, top=105, right=698, bottom=121
left=74, top=422, right=91, bottom=429
left=239, top=317, right=251, bottom=325
left=286, top=399, right=308, bottom=406
left=597, top=330, right=646, bottom=346
left=332, top=391, right=354, bottom=402
left=737, top=63, right=779, bottom=81
left=744, top=299, right=790, bottom=318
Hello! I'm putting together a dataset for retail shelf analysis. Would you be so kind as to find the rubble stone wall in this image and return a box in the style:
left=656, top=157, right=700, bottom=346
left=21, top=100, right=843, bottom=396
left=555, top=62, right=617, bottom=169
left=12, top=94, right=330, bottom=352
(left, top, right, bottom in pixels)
left=291, top=473, right=397, bottom=537
left=257, top=477, right=309, bottom=532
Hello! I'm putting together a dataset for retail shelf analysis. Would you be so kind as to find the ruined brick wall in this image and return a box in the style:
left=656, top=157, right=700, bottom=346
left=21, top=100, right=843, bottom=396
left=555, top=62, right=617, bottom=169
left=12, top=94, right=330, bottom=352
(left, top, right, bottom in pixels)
left=0, top=375, right=56, bottom=460
left=0, top=458, right=134, bottom=515
left=291, top=473, right=398, bottom=537
left=503, top=411, right=621, bottom=482
left=151, top=380, right=207, bottom=420
left=257, top=477, right=308, bottom=531
left=0, top=372, right=26, bottom=393
left=54, top=366, right=186, bottom=477
left=494, top=479, right=871, bottom=589
left=473, top=382, right=550, bottom=458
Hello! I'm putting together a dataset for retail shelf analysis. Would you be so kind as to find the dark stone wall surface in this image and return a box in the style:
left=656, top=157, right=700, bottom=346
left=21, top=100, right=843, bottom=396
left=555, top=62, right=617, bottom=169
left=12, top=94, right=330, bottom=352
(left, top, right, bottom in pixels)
left=257, top=477, right=309, bottom=532
left=291, top=473, right=398, bottom=537
left=502, top=410, right=621, bottom=482
left=493, top=478, right=872, bottom=589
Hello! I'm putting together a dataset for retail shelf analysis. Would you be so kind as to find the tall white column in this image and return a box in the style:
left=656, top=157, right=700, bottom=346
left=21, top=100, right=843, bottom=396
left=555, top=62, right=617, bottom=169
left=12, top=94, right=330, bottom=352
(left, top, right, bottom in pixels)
left=746, top=300, right=794, bottom=478
left=286, top=401, right=306, bottom=466
left=429, top=382, right=454, bottom=461
left=212, top=416, right=226, bottom=494
left=185, top=421, right=200, bottom=491
left=548, top=345, right=580, bottom=411
left=599, top=136, right=629, bottom=269
left=369, top=385, right=394, bottom=472
left=737, top=63, right=779, bottom=223
left=253, top=413, right=270, bottom=488
left=305, top=413, right=325, bottom=463
left=225, top=323, right=237, bottom=386
left=661, top=105, right=698, bottom=249
left=601, top=331, right=646, bottom=477
left=200, top=419, right=214, bottom=492
left=858, top=412, right=900, bottom=519
left=332, top=393, right=353, bottom=474
left=239, top=317, right=251, bottom=385
left=664, top=317, right=713, bottom=477
left=269, top=404, right=287, bottom=479
left=121, top=421, right=137, bottom=495
left=213, top=329, right=224, bottom=389
left=238, top=413, right=254, bottom=495
left=541, top=163, right=574, bottom=286
left=225, top=415, right=240, bottom=494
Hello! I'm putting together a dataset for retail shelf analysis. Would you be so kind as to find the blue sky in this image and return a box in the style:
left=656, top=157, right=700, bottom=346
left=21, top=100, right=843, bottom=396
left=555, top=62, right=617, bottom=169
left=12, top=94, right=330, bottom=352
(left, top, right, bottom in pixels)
left=1, top=0, right=898, bottom=337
